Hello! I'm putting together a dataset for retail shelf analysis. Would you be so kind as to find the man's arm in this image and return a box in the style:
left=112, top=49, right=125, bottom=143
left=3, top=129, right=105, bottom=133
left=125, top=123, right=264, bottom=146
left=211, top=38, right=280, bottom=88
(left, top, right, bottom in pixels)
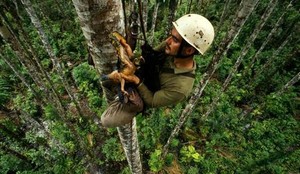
left=137, top=82, right=185, bottom=107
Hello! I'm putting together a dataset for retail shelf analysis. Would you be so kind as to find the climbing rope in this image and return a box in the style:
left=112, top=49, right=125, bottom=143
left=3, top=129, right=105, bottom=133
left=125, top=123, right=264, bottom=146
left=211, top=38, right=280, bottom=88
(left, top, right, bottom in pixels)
left=137, top=0, right=147, bottom=43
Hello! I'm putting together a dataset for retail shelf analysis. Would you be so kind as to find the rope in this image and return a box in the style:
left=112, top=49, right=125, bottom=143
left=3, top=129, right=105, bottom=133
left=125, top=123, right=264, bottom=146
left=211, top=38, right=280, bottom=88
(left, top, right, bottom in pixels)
left=121, top=0, right=127, bottom=35
left=137, top=0, right=147, bottom=42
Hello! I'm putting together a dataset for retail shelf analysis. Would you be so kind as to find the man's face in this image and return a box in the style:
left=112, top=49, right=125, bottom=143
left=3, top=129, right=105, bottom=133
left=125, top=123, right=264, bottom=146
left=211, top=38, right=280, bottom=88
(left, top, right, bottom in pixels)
left=165, top=28, right=183, bottom=56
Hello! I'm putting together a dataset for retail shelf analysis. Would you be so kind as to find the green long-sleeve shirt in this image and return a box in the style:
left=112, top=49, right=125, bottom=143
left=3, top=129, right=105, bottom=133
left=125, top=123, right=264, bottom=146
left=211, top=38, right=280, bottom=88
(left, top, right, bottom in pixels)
left=137, top=56, right=196, bottom=108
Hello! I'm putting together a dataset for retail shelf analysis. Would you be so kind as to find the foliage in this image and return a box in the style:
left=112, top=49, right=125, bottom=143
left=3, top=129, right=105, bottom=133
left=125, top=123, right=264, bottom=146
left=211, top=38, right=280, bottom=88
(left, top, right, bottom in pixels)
left=0, top=78, right=10, bottom=106
left=72, top=63, right=103, bottom=111
left=101, top=138, right=126, bottom=162
left=148, top=149, right=163, bottom=172
left=180, top=145, right=203, bottom=163
left=0, top=0, right=299, bottom=173
left=0, top=153, right=31, bottom=174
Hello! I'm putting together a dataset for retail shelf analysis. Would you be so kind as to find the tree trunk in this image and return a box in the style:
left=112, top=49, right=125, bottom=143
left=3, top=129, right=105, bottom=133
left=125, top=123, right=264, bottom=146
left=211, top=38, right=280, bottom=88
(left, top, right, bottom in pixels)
left=17, top=0, right=94, bottom=169
left=0, top=11, right=47, bottom=95
left=187, top=0, right=192, bottom=13
left=0, top=2, right=70, bottom=115
left=217, top=0, right=233, bottom=32
left=149, top=2, right=160, bottom=44
left=0, top=20, right=12, bottom=40
left=239, top=71, right=300, bottom=119
left=203, top=0, right=278, bottom=118
left=72, top=0, right=142, bottom=173
left=117, top=119, right=142, bottom=173
left=278, top=72, right=300, bottom=95
left=143, top=0, right=148, bottom=33
left=249, top=0, right=293, bottom=69
left=0, top=52, right=40, bottom=102
left=253, top=30, right=294, bottom=85
left=21, top=0, right=84, bottom=118
left=167, top=0, right=177, bottom=32
left=0, top=144, right=33, bottom=166
left=162, top=0, right=260, bottom=159
left=223, top=0, right=277, bottom=90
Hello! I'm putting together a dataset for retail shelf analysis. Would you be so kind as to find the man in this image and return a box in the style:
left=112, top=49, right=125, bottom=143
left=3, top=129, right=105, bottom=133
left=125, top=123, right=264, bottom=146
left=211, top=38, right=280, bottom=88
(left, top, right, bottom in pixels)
left=101, top=14, right=214, bottom=127
left=121, top=14, right=215, bottom=107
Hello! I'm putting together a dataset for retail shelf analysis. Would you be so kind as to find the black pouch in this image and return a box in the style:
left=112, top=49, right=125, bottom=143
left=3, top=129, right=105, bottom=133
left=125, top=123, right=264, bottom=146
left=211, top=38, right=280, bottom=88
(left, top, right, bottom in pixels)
left=137, top=43, right=166, bottom=92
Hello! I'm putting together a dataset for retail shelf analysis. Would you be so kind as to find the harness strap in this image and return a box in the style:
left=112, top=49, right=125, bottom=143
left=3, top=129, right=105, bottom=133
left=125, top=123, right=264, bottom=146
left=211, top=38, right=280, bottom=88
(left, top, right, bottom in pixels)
left=161, top=68, right=195, bottom=78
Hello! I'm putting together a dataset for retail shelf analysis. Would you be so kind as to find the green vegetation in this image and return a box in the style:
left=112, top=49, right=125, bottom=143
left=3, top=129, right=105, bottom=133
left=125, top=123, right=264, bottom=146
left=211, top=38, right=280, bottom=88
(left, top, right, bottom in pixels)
left=0, top=0, right=299, bottom=173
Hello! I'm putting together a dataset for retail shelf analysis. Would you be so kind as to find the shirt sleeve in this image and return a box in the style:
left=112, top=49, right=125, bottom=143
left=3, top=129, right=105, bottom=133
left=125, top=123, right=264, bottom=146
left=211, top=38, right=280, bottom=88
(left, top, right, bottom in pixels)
left=137, top=82, right=186, bottom=108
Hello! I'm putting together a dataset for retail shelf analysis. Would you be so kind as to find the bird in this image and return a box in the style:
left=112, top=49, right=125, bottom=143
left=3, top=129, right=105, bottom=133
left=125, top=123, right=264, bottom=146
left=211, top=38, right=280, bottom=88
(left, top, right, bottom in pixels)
left=109, top=31, right=136, bottom=96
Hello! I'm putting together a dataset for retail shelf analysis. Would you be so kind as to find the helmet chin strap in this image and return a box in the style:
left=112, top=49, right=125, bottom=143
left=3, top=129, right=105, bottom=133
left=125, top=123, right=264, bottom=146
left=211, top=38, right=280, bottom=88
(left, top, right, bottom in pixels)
left=175, top=39, right=196, bottom=59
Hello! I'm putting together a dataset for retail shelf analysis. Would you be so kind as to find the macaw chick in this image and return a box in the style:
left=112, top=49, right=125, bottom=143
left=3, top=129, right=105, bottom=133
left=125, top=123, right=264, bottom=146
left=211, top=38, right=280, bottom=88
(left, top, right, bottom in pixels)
left=109, top=31, right=136, bottom=96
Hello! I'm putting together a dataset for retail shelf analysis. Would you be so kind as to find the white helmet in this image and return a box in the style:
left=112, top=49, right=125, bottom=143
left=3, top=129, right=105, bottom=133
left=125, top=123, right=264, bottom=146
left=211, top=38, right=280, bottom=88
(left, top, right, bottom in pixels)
left=172, top=14, right=215, bottom=55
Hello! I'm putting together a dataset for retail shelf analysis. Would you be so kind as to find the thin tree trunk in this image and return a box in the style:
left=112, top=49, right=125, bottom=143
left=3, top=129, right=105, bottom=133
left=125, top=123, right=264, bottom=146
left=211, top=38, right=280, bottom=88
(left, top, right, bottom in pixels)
left=149, top=2, right=160, bottom=44
left=167, top=0, right=177, bottom=32
left=249, top=0, right=293, bottom=69
left=0, top=2, right=69, bottom=114
left=19, top=1, right=95, bottom=169
left=278, top=72, right=300, bottom=95
left=239, top=26, right=297, bottom=120
left=117, top=119, right=142, bottom=173
left=239, top=71, right=300, bottom=119
left=18, top=110, right=68, bottom=152
left=0, top=52, right=41, bottom=102
left=252, top=30, right=294, bottom=84
left=143, top=0, right=148, bottom=33
left=216, top=0, right=233, bottom=32
left=21, top=0, right=84, bottom=118
left=0, top=144, right=34, bottom=165
left=162, top=0, right=260, bottom=159
left=72, top=1, right=142, bottom=173
left=187, top=0, right=192, bottom=13
left=203, top=0, right=278, bottom=118
left=0, top=20, right=12, bottom=39
left=224, top=0, right=276, bottom=90
left=0, top=11, right=47, bottom=94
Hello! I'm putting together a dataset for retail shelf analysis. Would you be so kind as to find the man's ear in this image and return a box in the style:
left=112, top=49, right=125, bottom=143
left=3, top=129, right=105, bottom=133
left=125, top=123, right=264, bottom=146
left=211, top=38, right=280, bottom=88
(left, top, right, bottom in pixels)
left=185, top=46, right=196, bottom=55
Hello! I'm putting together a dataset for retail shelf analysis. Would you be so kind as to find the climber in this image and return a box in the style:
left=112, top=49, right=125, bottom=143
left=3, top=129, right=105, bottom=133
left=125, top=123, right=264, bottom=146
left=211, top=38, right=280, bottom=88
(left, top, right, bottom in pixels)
left=101, top=14, right=215, bottom=127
